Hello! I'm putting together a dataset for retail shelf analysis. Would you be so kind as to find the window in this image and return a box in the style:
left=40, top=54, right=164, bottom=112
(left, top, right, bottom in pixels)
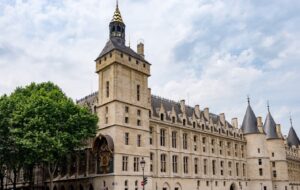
left=194, top=158, right=198, bottom=174
left=137, top=119, right=141, bottom=126
left=272, top=162, right=275, bottom=167
left=258, top=159, right=262, bottom=165
left=160, top=113, right=164, bottom=121
left=125, top=180, right=128, bottom=186
left=212, top=160, right=216, bottom=175
left=161, top=154, right=166, bottom=172
left=137, top=109, right=141, bottom=116
left=125, top=106, right=129, bottom=113
left=106, top=81, right=109, bottom=98
left=149, top=127, right=153, bottom=145
left=243, top=164, right=246, bottom=176
left=125, top=133, right=129, bottom=145
left=128, top=56, right=131, bottom=61
left=193, top=122, right=196, bottom=128
left=183, top=133, right=188, bottom=149
left=121, top=53, right=123, bottom=58
left=125, top=117, right=129, bottom=124
left=172, top=155, right=178, bottom=173
left=194, top=136, right=197, bottom=151
left=236, top=163, right=239, bottom=176
left=122, top=156, right=128, bottom=171
left=183, top=157, right=189, bottom=174
left=137, top=135, right=141, bottom=147
left=105, top=117, right=108, bottom=124
left=259, top=168, right=263, bottom=176
left=204, top=159, right=207, bottom=175
left=273, top=170, right=277, bottom=178
left=258, top=148, right=261, bottom=153
left=172, top=131, right=177, bottom=148
left=272, top=152, right=275, bottom=157
left=150, top=152, right=154, bottom=172
left=137, top=85, right=140, bottom=101
left=160, top=129, right=166, bottom=146
left=183, top=119, right=186, bottom=126
left=172, top=116, right=175, bottom=123
left=105, top=106, right=108, bottom=113
left=134, top=157, right=139, bottom=172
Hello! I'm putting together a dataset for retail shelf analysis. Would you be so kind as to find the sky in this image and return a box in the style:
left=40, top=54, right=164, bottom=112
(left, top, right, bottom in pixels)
left=0, top=0, right=299, bottom=136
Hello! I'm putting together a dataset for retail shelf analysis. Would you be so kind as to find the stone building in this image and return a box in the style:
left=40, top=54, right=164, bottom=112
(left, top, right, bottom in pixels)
left=4, top=2, right=300, bottom=190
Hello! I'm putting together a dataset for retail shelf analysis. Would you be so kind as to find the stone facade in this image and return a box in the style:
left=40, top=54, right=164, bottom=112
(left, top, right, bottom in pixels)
left=4, top=3, right=300, bottom=190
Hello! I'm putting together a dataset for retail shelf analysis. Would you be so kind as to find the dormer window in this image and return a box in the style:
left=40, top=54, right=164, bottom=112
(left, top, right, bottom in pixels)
left=193, top=122, right=196, bottom=128
left=172, top=116, right=175, bottom=123
left=183, top=119, right=186, bottom=126
left=160, top=114, right=164, bottom=121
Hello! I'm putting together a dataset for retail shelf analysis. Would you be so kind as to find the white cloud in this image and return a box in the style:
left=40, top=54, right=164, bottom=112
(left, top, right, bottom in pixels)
left=0, top=0, right=299, bottom=136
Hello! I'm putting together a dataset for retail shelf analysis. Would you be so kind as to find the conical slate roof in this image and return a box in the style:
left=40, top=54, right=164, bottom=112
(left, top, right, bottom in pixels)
left=263, top=111, right=280, bottom=139
left=241, top=104, right=260, bottom=134
left=287, top=127, right=300, bottom=147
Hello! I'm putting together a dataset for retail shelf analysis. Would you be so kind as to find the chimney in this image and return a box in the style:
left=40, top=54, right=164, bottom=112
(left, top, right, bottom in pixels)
left=231, top=118, right=238, bottom=129
left=204, top=108, right=209, bottom=121
left=194, top=105, right=201, bottom=118
left=276, top=124, right=283, bottom=138
left=137, top=42, right=144, bottom=58
left=180, top=100, right=186, bottom=113
left=257, top=116, right=263, bottom=133
left=219, top=113, right=225, bottom=125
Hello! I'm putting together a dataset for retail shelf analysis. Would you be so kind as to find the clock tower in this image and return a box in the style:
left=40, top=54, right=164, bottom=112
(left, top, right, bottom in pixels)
left=94, top=1, right=152, bottom=190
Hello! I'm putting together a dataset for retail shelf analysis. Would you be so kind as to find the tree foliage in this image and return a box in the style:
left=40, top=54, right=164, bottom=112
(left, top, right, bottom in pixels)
left=0, top=82, right=98, bottom=190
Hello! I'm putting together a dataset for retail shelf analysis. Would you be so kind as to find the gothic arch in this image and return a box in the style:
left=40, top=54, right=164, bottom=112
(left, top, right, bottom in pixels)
left=162, top=182, right=170, bottom=190
left=174, top=182, right=182, bottom=190
left=230, top=183, right=237, bottom=190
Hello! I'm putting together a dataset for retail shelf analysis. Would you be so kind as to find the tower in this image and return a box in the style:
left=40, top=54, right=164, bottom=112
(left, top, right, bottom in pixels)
left=241, top=99, right=273, bottom=190
left=263, top=105, right=290, bottom=190
left=95, top=2, right=151, bottom=190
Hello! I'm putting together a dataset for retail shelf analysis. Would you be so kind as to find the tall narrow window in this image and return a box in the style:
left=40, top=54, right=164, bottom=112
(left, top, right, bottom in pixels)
left=137, top=85, right=140, bottom=101
left=160, top=113, right=164, bottom=121
left=259, top=168, right=263, bottom=176
left=258, top=159, right=262, bottom=165
left=183, top=119, right=186, bottom=126
left=243, top=163, right=246, bottom=176
left=149, top=127, right=153, bottom=145
left=160, top=129, right=166, bottom=146
left=172, top=155, right=178, bottom=173
left=172, top=116, right=175, bottom=123
left=183, top=133, right=188, bottom=149
left=212, top=160, right=216, bottom=175
left=204, top=159, right=207, bottom=175
left=106, top=81, right=109, bottom=98
left=236, top=163, right=239, bottom=176
left=183, top=157, right=189, bottom=174
left=172, top=131, right=177, bottom=148
left=161, top=154, right=166, bottom=172
left=122, top=156, right=128, bottom=171
left=134, top=157, right=139, bottom=172
left=137, top=135, right=141, bottom=147
left=194, top=158, right=198, bottom=174
left=125, top=133, right=129, bottom=145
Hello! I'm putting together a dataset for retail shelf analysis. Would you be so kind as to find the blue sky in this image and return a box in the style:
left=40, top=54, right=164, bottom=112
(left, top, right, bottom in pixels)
left=0, top=0, right=299, bottom=136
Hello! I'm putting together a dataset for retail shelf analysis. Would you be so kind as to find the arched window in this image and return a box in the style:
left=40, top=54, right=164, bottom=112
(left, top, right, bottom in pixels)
left=117, top=26, right=121, bottom=32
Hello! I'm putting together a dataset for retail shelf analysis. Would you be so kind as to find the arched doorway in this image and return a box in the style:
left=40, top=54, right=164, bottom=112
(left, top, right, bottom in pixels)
left=230, top=183, right=236, bottom=190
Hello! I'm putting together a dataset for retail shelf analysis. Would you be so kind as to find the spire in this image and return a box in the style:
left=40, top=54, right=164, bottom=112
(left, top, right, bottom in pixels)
left=247, top=95, right=250, bottom=105
left=263, top=104, right=280, bottom=139
left=290, top=113, right=293, bottom=127
left=111, top=0, right=124, bottom=23
left=287, top=125, right=300, bottom=147
left=241, top=97, right=260, bottom=135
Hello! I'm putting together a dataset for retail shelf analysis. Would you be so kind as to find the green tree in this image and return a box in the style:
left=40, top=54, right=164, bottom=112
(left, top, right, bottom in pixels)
left=5, top=82, right=98, bottom=190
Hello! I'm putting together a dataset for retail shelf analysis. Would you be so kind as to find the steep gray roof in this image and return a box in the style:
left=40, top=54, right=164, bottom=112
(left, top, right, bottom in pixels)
left=241, top=105, right=260, bottom=134
left=95, top=37, right=149, bottom=63
left=287, top=127, right=300, bottom=147
left=263, top=111, right=280, bottom=139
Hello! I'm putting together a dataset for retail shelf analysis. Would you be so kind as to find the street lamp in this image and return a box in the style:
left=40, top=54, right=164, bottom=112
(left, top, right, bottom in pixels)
left=140, top=157, right=146, bottom=190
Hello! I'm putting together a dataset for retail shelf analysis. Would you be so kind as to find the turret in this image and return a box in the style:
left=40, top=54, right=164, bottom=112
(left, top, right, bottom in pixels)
left=287, top=117, right=300, bottom=147
left=263, top=104, right=280, bottom=139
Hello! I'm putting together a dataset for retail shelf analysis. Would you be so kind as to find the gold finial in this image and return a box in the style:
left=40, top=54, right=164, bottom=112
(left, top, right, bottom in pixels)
left=112, top=0, right=124, bottom=23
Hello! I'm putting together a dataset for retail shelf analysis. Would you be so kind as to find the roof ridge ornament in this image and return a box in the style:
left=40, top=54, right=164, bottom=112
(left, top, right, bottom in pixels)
left=290, top=112, right=293, bottom=128
left=247, top=95, right=250, bottom=105
left=267, top=100, right=270, bottom=112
